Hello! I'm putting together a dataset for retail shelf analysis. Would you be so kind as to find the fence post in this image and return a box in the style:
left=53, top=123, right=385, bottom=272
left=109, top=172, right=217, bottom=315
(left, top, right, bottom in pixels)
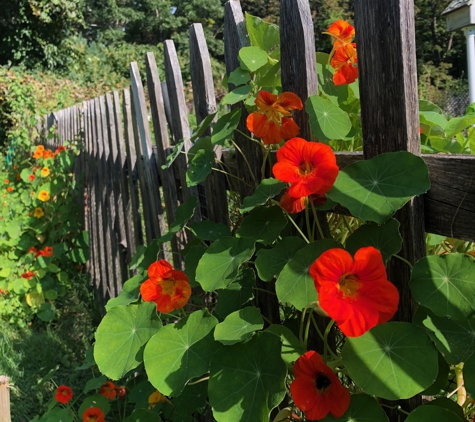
left=0, top=376, right=11, bottom=422
left=354, top=0, right=424, bottom=418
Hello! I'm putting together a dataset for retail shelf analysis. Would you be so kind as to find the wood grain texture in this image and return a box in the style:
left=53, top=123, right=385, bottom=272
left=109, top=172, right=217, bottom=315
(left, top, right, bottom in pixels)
left=189, top=23, right=229, bottom=226
left=0, top=376, right=11, bottom=422
left=224, top=0, right=262, bottom=198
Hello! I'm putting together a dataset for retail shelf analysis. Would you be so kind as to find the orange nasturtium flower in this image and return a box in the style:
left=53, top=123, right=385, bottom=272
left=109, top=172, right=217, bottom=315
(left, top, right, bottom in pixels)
left=33, top=145, right=45, bottom=159
left=99, top=381, right=117, bottom=399
left=272, top=137, right=339, bottom=213
left=290, top=351, right=350, bottom=420
left=82, top=407, right=105, bottom=422
left=310, top=247, right=399, bottom=337
left=6, top=187, right=12, bottom=193
left=43, top=149, right=55, bottom=159
left=4, top=179, right=8, bottom=184
left=55, top=385, right=73, bottom=404
left=55, top=145, right=67, bottom=154
left=246, top=90, right=303, bottom=145
left=280, top=190, right=327, bottom=214
left=29, top=174, right=35, bottom=181
left=21, top=270, right=35, bottom=280
left=42, top=246, right=53, bottom=258
left=40, top=167, right=50, bottom=177
left=148, top=389, right=172, bottom=410
left=140, top=260, right=191, bottom=313
left=38, top=190, right=50, bottom=202
left=33, top=207, right=44, bottom=218
left=326, top=19, right=355, bottom=48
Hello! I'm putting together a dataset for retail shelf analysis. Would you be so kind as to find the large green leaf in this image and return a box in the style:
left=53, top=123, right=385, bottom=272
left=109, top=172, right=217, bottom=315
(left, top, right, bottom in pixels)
left=240, top=178, right=286, bottom=214
left=39, top=408, right=74, bottom=422
left=410, top=254, right=475, bottom=320
left=186, top=149, right=214, bottom=186
left=214, top=307, right=263, bottom=345
left=214, top=268, right=255, bottom=319
left=464, top=352, right=475, bottom=397
left=445, top=114, right=475, bottom=138
left=327, top=152, right=430, bottom=223
left=191, top=112, right=217, bottom=142
left=163, top=382, right=208, bottom=422
left=236, top=205, right=287, bottom=245
left=94, top=303, right=160, bottom=380
left=306, top=94, right=352, bottom=140
left=413, top=306, right=475, bottom=364
left=190, top=221, right=231, bottom=241
left=238, top=46, right=268, bottom=72
left=320, top=394, right=388, bottom=422
left=78, top=394, right=110, bottom=417
left=222, top=85, right=252, bottom=105
left=227, top=67, right=251, bottom=87
left=276, top=240, right=342, bottom=310
left=245, top=12, right=280, bottom=53
left=105, top=274, right=145, bottom=311
left=124, top=409, right=161, bottom=422
left=420, top=111, right=447, bottom=136
left=211, top=109, right=241, bottom=146
left=424, top=398, right=465, bottom=420
left=265, top=324, right=304, bottom=368
left=342, top=322, right=438, bottom=400
left=404, top=404, right=464, bottom=422
left=209, top=332, right=287, bottom=422
left=419, top=353, right=450, bottom=395
left=255, top=236, right=306, bottom=281
left=144, top=309, right=218, bottom=396
left=346, top=219, right=402, bottom=264
left=196, top=237, right=255, bottom=291
left=184, top=245, right=205, bottom=287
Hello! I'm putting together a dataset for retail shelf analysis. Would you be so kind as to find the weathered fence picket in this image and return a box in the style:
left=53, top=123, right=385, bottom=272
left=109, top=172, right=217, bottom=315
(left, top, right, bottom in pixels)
left=0, top=376, right=11, bottom=422
left=34, top=3, right=475, bottom=419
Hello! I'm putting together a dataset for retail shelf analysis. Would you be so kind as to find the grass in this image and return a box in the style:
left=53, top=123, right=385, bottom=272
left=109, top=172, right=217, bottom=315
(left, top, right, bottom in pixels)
left=0, top=281, right=100, bottom=421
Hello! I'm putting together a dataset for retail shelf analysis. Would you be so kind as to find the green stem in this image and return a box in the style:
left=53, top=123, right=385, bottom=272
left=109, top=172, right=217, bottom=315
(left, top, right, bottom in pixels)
left=261, top=147, right=269, bottom=181
left=310, top=201, right=325, bottom=240
left=455, top=363, right=467, bottom=406
left=236, top=129, right=261, bottom=145
left=272, top=200, right=310, bottom=243
left=392, top=254, right=413, bottom=269
left=252, top=286, right=277, bottom=296
left=305, top=204, right=314, bottom=242
left=231, top=140, right=257, bottom=186
left=323, top=319, right=335, bottom=364
left=342, top=215, right=353, bottom=235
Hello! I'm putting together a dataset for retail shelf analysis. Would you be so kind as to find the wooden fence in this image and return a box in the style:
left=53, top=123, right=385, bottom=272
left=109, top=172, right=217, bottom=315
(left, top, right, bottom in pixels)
left=36, top=0, right=475, bottom=419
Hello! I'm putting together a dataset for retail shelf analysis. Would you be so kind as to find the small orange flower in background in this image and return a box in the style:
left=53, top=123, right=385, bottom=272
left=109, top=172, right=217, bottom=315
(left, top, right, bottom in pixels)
left=280, top=191, right=327, bottom=214
left=99, top=381, right=117, bottom=399
left=43, top=246, right=53, bottom=258
left=55, top=385, right=73, bottom=404
left=272, top=137, right=339, bottom=213
left=290, top=351, right=350, bottom=420
left=140, top=260, right=191, bottom=313
left=40, top=167, right=50, bottom=177
left=29, top=174, right=35, bottom=181
left=33, top=207, right=44, bottom=218
left=115, top=386, right=126, bottom=399
left=55, top=145, right=66, bottom=154
left=6, top=187, right=12, bottom=193
left=83, top=407, right=105, bottom=422
left=38, top=190, right=50, bottom=202
left=148, top=389, right=172, bottom=410
left=43, top=149, right=55, bottom=159
left=325, top=20, right=358, bottom=86
left=15, top=173, right=20, bottom=181
left=28, top=246, right=38, bottom=255
left=21, top=270, right=35, bottom=280
left=4, top=179, right=8, bottom=184
left=33, top=145, right=44, bottom=159
left=310, top=247, right=399, bottom=337
left=246, top=90, right=303, bottom=145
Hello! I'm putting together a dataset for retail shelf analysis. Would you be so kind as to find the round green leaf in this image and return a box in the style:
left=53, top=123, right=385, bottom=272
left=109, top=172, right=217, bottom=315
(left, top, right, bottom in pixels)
left=236, top=205, right=287, bottom=245
left=211, top=109, right=241, bottom=146
left=255, top=236, right=306, bottom=281
left=411, top=254, right=475, bottom=320
left=238, top=46, right=268, bottom=72
left=419, top=353, right=450, bottom=395
left=184, top=245, right=206, bottom=287
left=346, top=219, right=402, bottom=264
left=320, top=394, right=388, bottom=422
left=163, top=382, right=208, bottom=422
left=124, top=409, right=161, bottom=422
left=342, top=322, right=438, bottom=400
left=190, top=221, right=231, bottom=241
left=327, top=152, right=430, bottom=223
left=196, top=237, right=255, bottom=291
left=40, top=407, right=74, bottom=422
left=413, top=306, right=475, bottom=364
left=78, top=394, right=110, bottom=418
left=306, top=94, right=352, bottom=140
left=240, top=178, right=286, bottom=214
left=222, top=85, right=252, bottom=105
left=276, top=240, right=342, bottom=310
left=265, top=324, right=304, bottom=368
left=94, top=302, right=160, bottom=380
left=209, top=332, right=287, bottom=422
left=228, top=67, right=251, bottom=86
left=424, top=398, right=465, bottom=420
left=186, top=149, right=214, bottom=186
left=405, top=405, right=464, bottom=422
left=214, top=268, right=255, bottom=319
left=144, top=309, right=218, bottom=396
left=214, top=307, right=263, bottom=345
left=105, top=274, right=145, bottom=311
left=83, top=375, right=107, bottom=394
left=245, top=13, right=280, bottom=53
left=464, top=352, right=475, bottom=397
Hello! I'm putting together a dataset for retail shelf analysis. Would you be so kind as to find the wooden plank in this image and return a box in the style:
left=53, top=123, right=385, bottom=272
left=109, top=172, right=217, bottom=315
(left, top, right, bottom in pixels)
left=354, top=0, right=424, bottom=417
left=130, top=62, right=168, bottom=251
left=122, top=88, right=144, bottom=249
left=113, top=90, right=136, bottom=266
left=189, top=23, right=229, bottom=226
left=82, top=101, right=92, bottom=277
left=0, top=376, right=11, bottom=422
left=224, top=1, right=261, bottom=199
left=105, top=93, right=129, bottom=287
left=163, top=40, right=201, bottom=222
left=145, top=52, right=183, bottom=268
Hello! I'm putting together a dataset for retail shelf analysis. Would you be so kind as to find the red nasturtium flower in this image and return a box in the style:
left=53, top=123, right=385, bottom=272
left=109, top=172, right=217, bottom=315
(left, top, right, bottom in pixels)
left=280, top=191, right=327, bottom=214
left=55, top=145, right=67, bottom=154
left=21, top=270, right=35, bottom=280
left=310, top=247, right=399, bottom=337
left=6, top=187, right=12, bottom=193
left=246, top=90, right=303, bottom=145
left=140, top=260, right=191, bottom=313
left=326, top=19, right=355, bottom=48
left=4, top=179, right=8, bottom=184
left=290, top=351, right=350, bottom=420
left=55, top=385, right=73, bottom=404
left=115, top=386, right=126, bottom=399
left=43, top=246, right=53, bottom=258
left=29, top=174, right=35, bottom=181
left=99, top=381, right=117, bottom=399
left=83, top=407, right=105, bottom=422
left=272, top=137, right=339, bottom=212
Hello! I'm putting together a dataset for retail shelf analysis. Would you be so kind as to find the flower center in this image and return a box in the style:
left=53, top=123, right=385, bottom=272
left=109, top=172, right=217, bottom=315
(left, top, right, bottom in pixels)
left=337, top=273, right=361, bottom=298
left=315, top=373, right=332, bottom=391
left=160, top=278, right=176, bottom=296
left=298, top=160, right=314, bottom=176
